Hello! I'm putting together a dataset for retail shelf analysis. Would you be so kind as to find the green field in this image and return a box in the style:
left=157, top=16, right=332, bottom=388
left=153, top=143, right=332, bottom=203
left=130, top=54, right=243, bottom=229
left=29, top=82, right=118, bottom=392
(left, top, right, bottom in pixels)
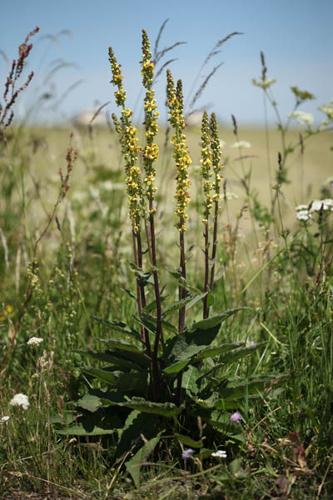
left=1, top=28, right=333, bottom=500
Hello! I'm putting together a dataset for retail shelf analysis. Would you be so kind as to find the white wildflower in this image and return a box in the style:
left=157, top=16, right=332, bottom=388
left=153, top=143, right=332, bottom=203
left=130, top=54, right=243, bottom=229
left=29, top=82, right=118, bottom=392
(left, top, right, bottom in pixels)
left=27, top=337, right=43, bottom=346
left=10, top=393, right=30, bottom=410
left=0, top=416, right=10, bottom=423
left=212, top=450, right=227, bottom=458
left=296, top=210, right=311, bottom=222
left=323, top=199, right=333, bottom=210
left=252, top=77, right=276, bottom=90
left=289, top=111, right=314, bottom=126
left=319, top=101, right=333, bottom=120
left=309, top=199, right=333, bottom=212
left=230, top=141, right=251, bottom=149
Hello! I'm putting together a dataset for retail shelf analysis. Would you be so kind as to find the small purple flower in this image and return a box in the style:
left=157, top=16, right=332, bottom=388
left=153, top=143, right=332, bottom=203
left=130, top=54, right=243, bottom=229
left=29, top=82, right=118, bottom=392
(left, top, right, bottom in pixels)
left=230, top=411, right=242, bottom=423
left=182, top=448, right=194, bottom=461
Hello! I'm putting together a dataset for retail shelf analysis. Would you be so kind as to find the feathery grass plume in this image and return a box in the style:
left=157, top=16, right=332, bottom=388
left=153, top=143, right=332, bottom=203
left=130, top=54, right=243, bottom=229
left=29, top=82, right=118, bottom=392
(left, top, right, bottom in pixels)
left=0, top=26, right=39, bottom=142
left=109, top=47, right=149, bottom=349
left=166, top=70, right=192, bottom=335
left=141, top=29, right=164, bottom=358
left=209, top=113, right=223, bottom=291
left=200, top=111, right=213, bottom=318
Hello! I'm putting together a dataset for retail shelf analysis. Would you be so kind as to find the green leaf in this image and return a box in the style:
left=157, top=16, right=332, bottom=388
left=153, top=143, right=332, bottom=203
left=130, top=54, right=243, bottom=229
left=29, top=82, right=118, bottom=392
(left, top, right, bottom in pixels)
left=175, top=433, right=203, bottom=448
left=116, top=411, right=160, bottom=459
left=112, top=398, right=182, bottom=417
left=83, top=367, right=118, bottom=384
left=77, top=394, right=102, bottom=412
left=92, top=317, right=139, bottom=338
left=126, top=434, right=161, bottom=487
left=84, top=369, right=148, bottom=394
left=218, top=343, right=262, bottom=364
left=56, top=425, right=115, bottom=436
left=86, top=349, right=149, bottom=371
left=163, top=292, right=207, bottom=317
left=163, top=358, right=192, bottom=375
left=163, top=342, right=206, bottom=375
left=195, top=342, right=245, bottom=360
left=101, top=340, right=141, bottom=352
left=216, top=377, right=273, bottom=405
left=186, top=308, right=251, bottom=346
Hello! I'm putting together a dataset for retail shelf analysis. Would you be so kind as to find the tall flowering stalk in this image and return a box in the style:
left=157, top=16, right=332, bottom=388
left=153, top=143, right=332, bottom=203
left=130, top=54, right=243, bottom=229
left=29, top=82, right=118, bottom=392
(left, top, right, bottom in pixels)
left=109, top=48, right=149, bottom=352
left=209, top=113, right=223, bottom=296
left=141, top=30, right=164, bottom=357
left=166, top=70, right=192, bottom=333
left=200, top=111, right=213, bottom=318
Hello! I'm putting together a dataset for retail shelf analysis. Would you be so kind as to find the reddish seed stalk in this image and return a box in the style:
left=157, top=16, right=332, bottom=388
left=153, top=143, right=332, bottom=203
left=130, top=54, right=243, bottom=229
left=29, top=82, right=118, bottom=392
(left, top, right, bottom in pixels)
left=210, top=199, right=219, bottom=290
left=203, top=217, right=210, bottom=319
left=178, top=225, right=186, bottom=333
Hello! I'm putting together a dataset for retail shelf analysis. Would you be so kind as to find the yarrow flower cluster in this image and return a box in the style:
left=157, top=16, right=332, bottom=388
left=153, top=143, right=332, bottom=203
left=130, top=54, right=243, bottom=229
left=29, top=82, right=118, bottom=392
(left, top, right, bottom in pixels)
left=0, top=416, right=10, bottom=423
left=141, top=30, right=159, bottom=210
left=296, top=199, right=333, bottom=222
left=27, top=336, right=43, bottom=346
left=9, top=393, right=30, bottom=410
left=211, top=449, right=227, bottom=458
left=166, top=70, right=192, bottom=232
left=289, top=110, right=314, bottom=127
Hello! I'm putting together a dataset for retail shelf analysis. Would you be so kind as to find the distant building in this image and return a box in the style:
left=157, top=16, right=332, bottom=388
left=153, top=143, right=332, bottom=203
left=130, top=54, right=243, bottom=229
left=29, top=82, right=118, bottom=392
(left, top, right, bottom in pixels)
left=72, top=110, right=108, bottom=127
left=186, top=111, right=204, bottom=127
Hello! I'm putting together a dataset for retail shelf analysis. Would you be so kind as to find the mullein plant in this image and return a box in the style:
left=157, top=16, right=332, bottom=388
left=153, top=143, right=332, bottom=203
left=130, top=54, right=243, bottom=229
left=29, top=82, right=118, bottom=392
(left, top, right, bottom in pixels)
left=58, top=30, right=273, bottom=472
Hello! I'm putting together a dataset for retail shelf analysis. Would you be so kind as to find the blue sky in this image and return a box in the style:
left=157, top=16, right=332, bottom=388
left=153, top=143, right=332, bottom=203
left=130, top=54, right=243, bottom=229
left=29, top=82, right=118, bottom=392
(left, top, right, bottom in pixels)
left=1, top=0, right=332, bottom=124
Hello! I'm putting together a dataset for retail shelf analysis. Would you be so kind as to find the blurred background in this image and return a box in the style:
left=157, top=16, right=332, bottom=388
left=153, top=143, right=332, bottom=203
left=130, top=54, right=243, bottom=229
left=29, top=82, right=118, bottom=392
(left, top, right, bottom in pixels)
left=1, top=0, right=333, bottom=126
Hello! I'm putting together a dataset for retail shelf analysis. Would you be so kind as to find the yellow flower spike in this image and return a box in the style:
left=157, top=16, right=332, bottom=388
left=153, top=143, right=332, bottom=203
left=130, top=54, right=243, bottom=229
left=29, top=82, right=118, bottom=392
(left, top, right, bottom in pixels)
left=201, top=111, right=213, bottom=218
left=166, top=70, right=192, bottom=232
left=210, top=112, right=223, bottom=201
left=109, top=48, right=144, bottom=233
left=141, top=29, right=159, bottom=209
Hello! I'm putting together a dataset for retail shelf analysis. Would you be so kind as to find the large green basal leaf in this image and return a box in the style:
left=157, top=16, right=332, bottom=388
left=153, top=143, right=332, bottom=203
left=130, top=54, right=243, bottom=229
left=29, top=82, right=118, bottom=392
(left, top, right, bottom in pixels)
left=85, top=349, right=150, bottom=371
left=126, top=433, right=161, bottom=487
left=84, top=369, right=148, bottom=394
left=116, top=410, right=161, bottom=459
